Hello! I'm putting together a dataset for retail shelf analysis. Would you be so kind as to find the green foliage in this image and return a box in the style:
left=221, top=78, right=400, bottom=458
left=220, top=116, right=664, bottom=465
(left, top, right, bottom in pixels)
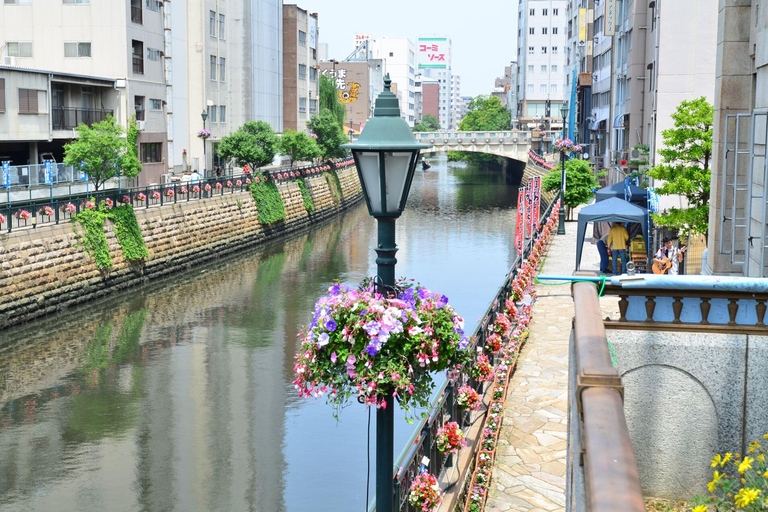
left=64, top=116, right=142, bottom=191
left=312, top=111, right=348, bottom=160
left=109, top=205, right=148, bottom=261
left=542, top=158, right=599, bottom=208
left=458, top=96, right=512, bottom=132
left=219, top=120, right=279, bottom=170
left=280, top=129, right=321, bottom=166
left=325, top=169, right=343, bottom=200
left=297, top=177, right=315, bottom=212
left=413, top=114, right=441, bottom=132
left=73, top=208, right=112, bottom=271
left=319, top=74, right=346, bottom=128
left=249, top=175, right=286, bottom=224
left=648, top=97, right=713, bottom=237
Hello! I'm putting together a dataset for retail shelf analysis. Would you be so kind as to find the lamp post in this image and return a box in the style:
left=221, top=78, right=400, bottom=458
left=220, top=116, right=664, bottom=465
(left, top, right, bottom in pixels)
left=341, top=74, right=428, bottom=512
left=201, top=109, right=208, bottom=176
left=558, top=104, right=569, bottom=235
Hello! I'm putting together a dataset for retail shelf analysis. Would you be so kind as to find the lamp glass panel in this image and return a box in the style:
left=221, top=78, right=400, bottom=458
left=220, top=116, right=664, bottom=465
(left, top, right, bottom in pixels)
left=383, top=152, right=414, bottom=213
left=356, top=151, right=382, bottom=213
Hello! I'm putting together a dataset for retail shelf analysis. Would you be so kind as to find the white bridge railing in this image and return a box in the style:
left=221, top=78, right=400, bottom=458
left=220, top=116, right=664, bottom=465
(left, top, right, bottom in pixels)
left=414, top=131, right=532, bottom=144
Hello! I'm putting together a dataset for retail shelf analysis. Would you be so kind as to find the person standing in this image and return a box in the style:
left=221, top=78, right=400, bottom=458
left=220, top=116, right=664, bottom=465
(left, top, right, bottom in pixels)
left=596, top=232, right=609, bottom=273
left=607, top=222, right=629, bottom=275
left=653, top=238, right=685, bottom=275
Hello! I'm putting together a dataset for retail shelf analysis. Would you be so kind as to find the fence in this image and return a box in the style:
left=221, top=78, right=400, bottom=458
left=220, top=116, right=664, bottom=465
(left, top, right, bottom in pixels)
left=369, top=194, right=557, bottom=512
left=0, top=158, right=354, bottom=233
left=1, top=163, right=87, bottom=188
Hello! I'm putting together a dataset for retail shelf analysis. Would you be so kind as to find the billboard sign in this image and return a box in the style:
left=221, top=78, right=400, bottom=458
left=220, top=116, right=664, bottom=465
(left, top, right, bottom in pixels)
left=579, top=8, right=588, bottom=40
left=1, top=161, right=9, bottom=188
left=417, top=37, right=449, bottom=69
left=309, top=17, right=317, bottom=49
left=44, top=160, right=54, bottom=185
left=605, top=0, right=616, bottom=36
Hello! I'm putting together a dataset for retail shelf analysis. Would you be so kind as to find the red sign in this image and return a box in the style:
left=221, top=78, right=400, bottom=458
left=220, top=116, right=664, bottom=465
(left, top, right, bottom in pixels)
left=514, top=189, right=526, bottom=256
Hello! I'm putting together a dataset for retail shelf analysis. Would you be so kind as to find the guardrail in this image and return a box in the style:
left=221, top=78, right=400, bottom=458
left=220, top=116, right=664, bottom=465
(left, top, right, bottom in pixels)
left=568, top=280, right=645, bottom=512
left=369, top=193, right=557, bottom=512
left=0, top=158, right=354, bottom=234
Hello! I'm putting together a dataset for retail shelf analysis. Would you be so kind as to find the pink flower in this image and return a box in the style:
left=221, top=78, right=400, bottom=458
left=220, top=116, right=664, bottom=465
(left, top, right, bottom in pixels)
left=180, top=187, right=188, bottom=194
left=236, top=180, right=242, bottom=186
left=0, top=213, right=4, bottom=224
left=227, top=180, right=233, bottom=187
left=151, top=191, right=161, bottom=200
left=204, top=184, right=212, bottom=191
left=246, top=178, right=252, bottom=185
left=122, top=195, right=131, bottom=204
left=215, top=182, right=222, bottom=189
left=135, top=193, right=146, bottom=202
left=192, top=185, right=200, bottom=193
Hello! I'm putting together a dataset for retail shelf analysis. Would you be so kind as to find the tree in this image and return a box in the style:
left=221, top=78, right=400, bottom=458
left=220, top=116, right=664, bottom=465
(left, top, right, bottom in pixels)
left=280, top=129, right=321, bottom=166
left=542, top=158, right=600, bottom=213
left=311, top=111, right=347, bottom=160
left=63, top=116, right=142, bottom=191
left=648, top=97, right=713, bottom=238
left=413, top=114, right=440, bottom=132
left=219, top=120, right=279, bottom=170
left=318, top=74, right=346, bottom=129
left=453, top=95, right=512, bottom=166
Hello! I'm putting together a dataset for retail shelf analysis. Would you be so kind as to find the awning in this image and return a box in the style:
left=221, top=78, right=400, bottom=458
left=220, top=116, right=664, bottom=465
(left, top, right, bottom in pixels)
left=590, top=119, right=607, bottom=131
left=613, top=114, right=626, bottom=128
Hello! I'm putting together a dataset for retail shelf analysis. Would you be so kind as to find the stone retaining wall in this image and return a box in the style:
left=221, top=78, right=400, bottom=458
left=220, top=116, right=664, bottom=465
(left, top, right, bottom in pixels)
left=0, top=166, right=362, bottom=330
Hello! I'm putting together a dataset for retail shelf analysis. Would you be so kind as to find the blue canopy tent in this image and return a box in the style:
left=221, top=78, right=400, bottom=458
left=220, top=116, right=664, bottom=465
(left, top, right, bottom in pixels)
left=575, top=197, right=649, bottom=270
left=594, top=182, right=648, bottom=205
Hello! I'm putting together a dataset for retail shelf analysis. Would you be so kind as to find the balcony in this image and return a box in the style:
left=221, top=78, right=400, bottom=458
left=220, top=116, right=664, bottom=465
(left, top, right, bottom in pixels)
left=52, top=107, right=114, bottom=130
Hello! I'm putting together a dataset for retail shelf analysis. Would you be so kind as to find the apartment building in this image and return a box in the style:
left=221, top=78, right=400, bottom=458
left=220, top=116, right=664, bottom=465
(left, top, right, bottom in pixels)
left=450, top=74, right=461, bottom=130
left=417, top=37, right=452, bottom=130
left=283, top=6, right=318, bottom=133
left=516, top=0, right=567, bottom=127
left=319, top=59, right=383, bottom=133
left=564, top=0, right=594, bottom=151
left=368, top=37, right=416, bottom=126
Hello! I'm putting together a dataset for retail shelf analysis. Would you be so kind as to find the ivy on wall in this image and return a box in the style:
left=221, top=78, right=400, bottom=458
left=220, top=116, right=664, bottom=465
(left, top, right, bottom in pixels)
left=110, top=205, right=149, bottom=261
left=325, top=169, right=343, bottom=200
left=297, top=178, right=315, bottom=213
left=73, top=203, right=148, bottom=271
left=73, top=209, right=112, bottom=271
left=249, top=176, right=286, bottom=224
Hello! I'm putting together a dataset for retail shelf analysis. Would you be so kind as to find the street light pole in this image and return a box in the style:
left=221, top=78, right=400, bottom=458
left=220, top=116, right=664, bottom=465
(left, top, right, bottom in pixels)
left=558, top=104, right=569, bottom=236
left=201, top=109, right=208, bottom=176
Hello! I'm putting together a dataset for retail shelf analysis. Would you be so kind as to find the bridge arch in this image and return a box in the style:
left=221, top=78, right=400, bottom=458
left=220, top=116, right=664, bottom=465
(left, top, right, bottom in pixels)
left=414, top=130, right=532, bottom=160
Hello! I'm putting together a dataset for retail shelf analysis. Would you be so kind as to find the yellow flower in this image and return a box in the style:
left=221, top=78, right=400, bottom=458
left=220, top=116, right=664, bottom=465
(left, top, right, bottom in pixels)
left=692, top=506, right=707, bottom=512
left=721, top=453, right=732, bottom=467
left=734, top=487, right=761, bottom=508
left=738, top=456, right=754, bottom=474
left=708, top=471, right=724, bottom=493
left=759, top=454, right=766, bottom=462
left=763, top=433, right=768, bottom=439
left=764, top=470, right=768, bottom=478
left=711, top=454, right=722, bottom=467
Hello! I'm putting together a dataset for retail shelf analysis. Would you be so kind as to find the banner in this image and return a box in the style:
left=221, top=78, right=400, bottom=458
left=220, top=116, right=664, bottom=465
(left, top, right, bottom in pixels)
left=525, top=179, right=534, bottom=234
left=44, top=160, right=54, bottom=185
left=578, top=8, right=588, bottom=40
left=532, top=177, right=541, bottom=227
left=514, top=189, right=525, bottom=256
left=1, top=161, right=9, bottom=188
left=605, top=0, right=616, bottom=36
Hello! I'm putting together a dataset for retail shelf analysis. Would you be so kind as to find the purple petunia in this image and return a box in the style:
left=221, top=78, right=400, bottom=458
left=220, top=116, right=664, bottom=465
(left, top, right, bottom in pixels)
left=325, top=318, right=337, bottom=331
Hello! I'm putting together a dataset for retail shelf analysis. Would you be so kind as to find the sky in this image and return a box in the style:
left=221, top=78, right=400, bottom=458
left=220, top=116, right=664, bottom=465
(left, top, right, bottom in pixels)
left=298, top=0, right=519, bottom=98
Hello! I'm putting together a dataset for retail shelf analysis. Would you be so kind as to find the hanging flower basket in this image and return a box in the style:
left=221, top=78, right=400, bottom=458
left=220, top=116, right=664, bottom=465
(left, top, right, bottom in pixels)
left=553, top=138, right=582, bottom=154
left=135, top=193, right=146, bottom=203
left=409, top=471, right=443, bottom=512
left=293, top=279, right=471, bottom=414
left=436, top=421, right=467, bottom=454
left=197, top=129, right=211, bottom=139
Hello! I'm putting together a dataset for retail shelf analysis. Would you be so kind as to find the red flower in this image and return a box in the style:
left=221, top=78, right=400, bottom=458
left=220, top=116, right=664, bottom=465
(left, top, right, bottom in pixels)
left=620, top=159, right=628, bottom=166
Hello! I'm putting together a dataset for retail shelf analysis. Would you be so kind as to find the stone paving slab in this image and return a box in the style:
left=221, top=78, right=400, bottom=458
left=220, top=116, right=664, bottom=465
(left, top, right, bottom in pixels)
left=486, top=213, right=610, bottom=512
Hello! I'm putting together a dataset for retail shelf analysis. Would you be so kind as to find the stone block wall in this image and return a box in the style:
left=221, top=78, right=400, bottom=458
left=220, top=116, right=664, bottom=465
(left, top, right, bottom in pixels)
left=0, top=166, right=362, bottom=330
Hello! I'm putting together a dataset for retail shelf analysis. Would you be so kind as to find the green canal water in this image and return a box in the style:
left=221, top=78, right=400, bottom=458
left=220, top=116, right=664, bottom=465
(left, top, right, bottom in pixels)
left=0, top=156, right=523, bottom=512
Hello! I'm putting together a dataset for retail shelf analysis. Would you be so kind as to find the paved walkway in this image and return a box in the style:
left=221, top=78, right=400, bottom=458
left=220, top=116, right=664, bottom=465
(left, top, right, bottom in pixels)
left=486, top=215, right=606, bottom=512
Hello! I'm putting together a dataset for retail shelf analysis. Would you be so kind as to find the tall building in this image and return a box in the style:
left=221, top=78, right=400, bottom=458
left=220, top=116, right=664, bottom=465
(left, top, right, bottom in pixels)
left=417, top=37, right=452, bottom=130
left=283, top=5, right=319, bottom=133
left=319, top=59, right=383, bottom=133
left=516, top=0, right=567, bottom=127
left=418, top=76, right=440, bottom=123
left=564, top=0, right=594, bottom=149
left=367, top=37, right=416, bottom=126
left=450, top=74, right=461, bottom=130
left=507, top=62, right=520, bottom=120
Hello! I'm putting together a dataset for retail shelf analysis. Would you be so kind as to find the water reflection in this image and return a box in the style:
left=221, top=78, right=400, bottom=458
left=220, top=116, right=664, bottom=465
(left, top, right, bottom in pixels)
left=0, top=156, right=520, bottom=512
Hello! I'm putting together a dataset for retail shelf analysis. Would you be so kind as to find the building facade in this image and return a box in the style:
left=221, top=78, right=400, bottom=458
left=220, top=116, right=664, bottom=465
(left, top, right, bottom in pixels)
left=319, top=59, right=383, bottom=134
left=450, top=73, right=461, bottom=130
left=417, top=37, right=452, bottom=130
left=283, top=5, right=319, bottom=133
left=367, top=37, right=416, bottom=126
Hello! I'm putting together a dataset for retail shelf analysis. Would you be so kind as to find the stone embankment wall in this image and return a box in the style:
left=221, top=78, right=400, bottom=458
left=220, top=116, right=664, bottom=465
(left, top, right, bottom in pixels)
left=0, top=166, right=362, bottom=330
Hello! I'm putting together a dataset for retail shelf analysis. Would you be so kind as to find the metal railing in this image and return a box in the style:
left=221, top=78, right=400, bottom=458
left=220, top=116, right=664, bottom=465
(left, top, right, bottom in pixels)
left=1, top=163, right=88, bottom=188
left=52, top=107, right=114, bottom=130
left=370, top=195, right=558, bottom=512
left=415, top=131, right=532, bottom=144
left=1, top=158, right=355, bottom=234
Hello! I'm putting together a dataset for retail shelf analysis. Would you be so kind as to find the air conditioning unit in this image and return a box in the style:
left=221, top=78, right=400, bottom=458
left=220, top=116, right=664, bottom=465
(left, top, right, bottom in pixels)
left=630, top=148, right=641, bottom=159
left=136, top=120, right=147, bottom=131
left=2, top=56, right=16, bottom=66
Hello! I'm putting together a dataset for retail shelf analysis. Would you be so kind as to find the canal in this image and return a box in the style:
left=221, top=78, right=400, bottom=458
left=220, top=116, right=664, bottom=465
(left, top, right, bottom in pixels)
left=0, top=155, right=522, bottom=512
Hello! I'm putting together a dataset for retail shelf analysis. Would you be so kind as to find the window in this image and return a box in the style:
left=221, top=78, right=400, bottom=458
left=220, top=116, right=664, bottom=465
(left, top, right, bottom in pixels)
left=299, top=30, right=307, bottom=46
left=134, top=95, right=144, bottom=120
left=528, top=65, right=534, bottom=73
left=540, top=84, right=547, bottom=92
left=298, top=64, right=306, bottom=80
left=5, top=0, right=32, bottom=4
left=529, top=8, right=535, bottom=15
left=310, top=67, right=318, bottom=82
left=528, top=84, right=534, bottom=93
left=210, top=11, right=216, bottom=37
left=147, top=48, right=161, bottom=61
left=553, top=8, right=559, bottom=15
left=219, top=105, right=226, bottom=123
left=518, top=28, right=521, bottom=37
left=310, top=99, right=317, bottom=113
left=64, top=42, right=91, bottom=58
left=552, top=46, right=558, bottom=54
left=63, top=0, right=91, bottom=3
left=627, top=78, right=631, bottom=99
left=543, top=8, right=548, bottom=15
left=130, top=0, right=142, bottom=24
left=6, top=42, right=33, bottom=58
left=553, top=27, right=558, bottom=35
left=219, top=14, right=225, bottom=39
left=551, top=84, right=557, bottom=93
left=541, top=65, right=547, bottom=73
left=145, top=0, right=160, bottom=11
left=542, top=27, right=548, bottom=35
left=389, top=52, right=393, bottom=57
left=208, top=105, right=217, bottom=122
left=140, top=143, right=162, bottom=163
left=529, top=27, right=535, bottom=35
left=0, top=79, right=4, bottom=112
left=131, top=40, right=143, bottom=74
left=551, top=65, right=558, bottom=73
left=299, top=97, right=307, bottom=113
left=628, top=29, right=633, bottom=50
left=541, top=46, right=547, bottom=54
left=210, top=55, right=217, bottom=81
left=150, top=98, right=162, bottom=110
left=528, top=46, right=534, bottom=54
left=219, top=57, right=226, bottom=82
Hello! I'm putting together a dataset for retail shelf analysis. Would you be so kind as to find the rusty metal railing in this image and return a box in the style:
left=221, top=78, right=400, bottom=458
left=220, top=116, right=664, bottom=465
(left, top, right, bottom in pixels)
left=570, top=280, right=646, bottom=512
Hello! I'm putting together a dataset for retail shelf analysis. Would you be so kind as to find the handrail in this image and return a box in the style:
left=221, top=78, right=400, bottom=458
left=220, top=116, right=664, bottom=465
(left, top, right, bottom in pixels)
left=572, top=281, right=645, bottom=512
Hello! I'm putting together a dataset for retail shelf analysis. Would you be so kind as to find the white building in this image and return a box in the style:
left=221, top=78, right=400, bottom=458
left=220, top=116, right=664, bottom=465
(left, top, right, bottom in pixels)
left=417, top=37, right=452, bottom=130
left=367, top=37, right=416, bottom=126
left=516, top=0, right=567, bottom=124
left=450, top=74, right=461, bottom=130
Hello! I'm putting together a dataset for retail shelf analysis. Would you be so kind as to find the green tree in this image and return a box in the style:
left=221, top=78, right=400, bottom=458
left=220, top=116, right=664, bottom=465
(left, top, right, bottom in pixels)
left=63, top=116, right=142, bottom=191
left=311, top=111, right=347, bottom=160
left=452, top=95, right=512, bottom=166
left=542, top=158, right=599, bottom=210
left=218, top=120, right=279, bottom=170
left=280, top=130, right=321, bottom=166
left=648, top=97, right=713, bottom=238
left=413, top=114, right=441, bottom=132
left=318, top=74, right=346, bottom=129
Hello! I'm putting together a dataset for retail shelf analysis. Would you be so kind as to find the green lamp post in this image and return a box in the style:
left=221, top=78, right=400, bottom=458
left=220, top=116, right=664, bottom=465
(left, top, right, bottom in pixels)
left=341, top=74, right=428, bottom=511
left=558, top=104, right=569, bottom=235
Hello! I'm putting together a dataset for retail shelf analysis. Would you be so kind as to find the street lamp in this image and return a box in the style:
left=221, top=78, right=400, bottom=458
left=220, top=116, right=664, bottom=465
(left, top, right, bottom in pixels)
left=201, top=109, right=208, bottom=175
left=341, top=74, right=428, bottom=512
left=558, top=104, right=569, bottom=235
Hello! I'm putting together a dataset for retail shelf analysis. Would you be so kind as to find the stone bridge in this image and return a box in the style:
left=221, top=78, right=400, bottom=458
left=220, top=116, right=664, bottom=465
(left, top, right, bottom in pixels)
left=414, top=131, right=532, bottom=160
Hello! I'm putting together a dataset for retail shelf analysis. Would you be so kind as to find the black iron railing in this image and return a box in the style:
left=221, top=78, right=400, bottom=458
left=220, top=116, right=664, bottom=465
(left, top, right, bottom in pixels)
left=52, top=107, right=114, bottom=130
